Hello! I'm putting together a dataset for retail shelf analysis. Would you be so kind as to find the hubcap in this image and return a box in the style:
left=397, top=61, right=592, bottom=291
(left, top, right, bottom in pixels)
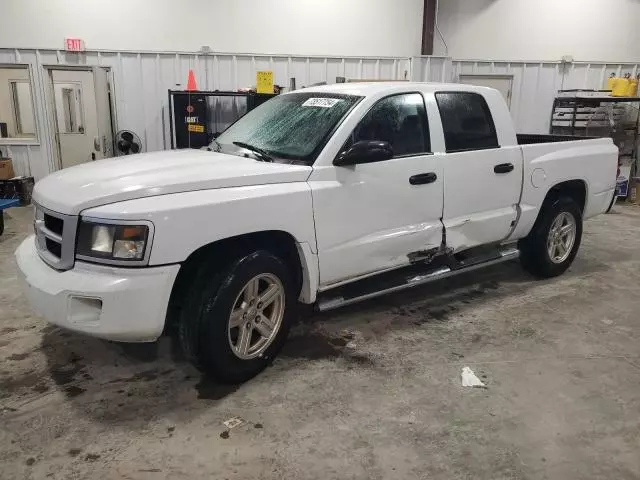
left=227, top=273, right=285, bottom=360
left=547, top=212, right=576, bottom=264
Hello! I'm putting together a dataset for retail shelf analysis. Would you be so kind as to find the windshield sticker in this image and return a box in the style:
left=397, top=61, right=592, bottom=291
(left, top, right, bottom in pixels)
left=302, top=98, right=343, bottom=108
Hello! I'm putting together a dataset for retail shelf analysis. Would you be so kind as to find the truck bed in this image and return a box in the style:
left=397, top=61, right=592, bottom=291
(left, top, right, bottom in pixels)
left=515, top=134, right=617, bottom=227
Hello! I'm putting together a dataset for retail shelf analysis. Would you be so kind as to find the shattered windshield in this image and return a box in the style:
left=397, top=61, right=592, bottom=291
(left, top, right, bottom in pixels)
left=212, top=92, right=361, bottom=164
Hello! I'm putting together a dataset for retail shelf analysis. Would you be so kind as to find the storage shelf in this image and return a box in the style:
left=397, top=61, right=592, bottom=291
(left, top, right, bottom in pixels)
left=550, top=91, right=640, bottom=197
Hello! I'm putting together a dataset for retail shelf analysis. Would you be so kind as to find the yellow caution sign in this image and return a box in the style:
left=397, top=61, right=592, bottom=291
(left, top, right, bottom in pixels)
left=187, top=124, right=205, bottom=133
left=256, top=71, right=274, bottom=94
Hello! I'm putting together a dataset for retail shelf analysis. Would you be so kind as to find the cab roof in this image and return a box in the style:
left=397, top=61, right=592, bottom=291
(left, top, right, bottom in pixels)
left=292, top=81, right=489, bottom=97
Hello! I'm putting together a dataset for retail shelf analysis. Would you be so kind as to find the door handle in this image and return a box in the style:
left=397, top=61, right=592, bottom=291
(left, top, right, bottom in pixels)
left=494, top=163, right=514, bottom=174
left=409, top=172, right=437, bottom=185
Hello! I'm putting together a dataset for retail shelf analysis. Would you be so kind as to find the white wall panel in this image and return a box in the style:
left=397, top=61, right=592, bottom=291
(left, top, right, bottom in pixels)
left=0, top=48, right=412, bottom=180
left=410, top=57, right=453, bottom=83
left=450, top=61, right=640, bottom=134
left=4, top=46, right=637, bottom=182
left=561, top=63, right=639, bottom=91
left=326, top=59, right=344, bottom=84
left=3, top=145, right=35, bottom=178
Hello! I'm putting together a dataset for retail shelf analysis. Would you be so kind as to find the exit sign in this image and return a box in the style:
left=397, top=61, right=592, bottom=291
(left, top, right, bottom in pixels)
left=64, top=38, right=85, bottom=52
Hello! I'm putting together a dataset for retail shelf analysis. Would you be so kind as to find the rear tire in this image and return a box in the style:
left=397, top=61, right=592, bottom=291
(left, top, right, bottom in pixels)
left=179, top=250, right=295, bottom=383
left=519, top=196, right=582, bottom=278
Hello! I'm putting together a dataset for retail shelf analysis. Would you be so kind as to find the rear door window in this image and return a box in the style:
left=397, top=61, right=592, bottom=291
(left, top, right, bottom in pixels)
left=435, top=92, right=499, bottom=152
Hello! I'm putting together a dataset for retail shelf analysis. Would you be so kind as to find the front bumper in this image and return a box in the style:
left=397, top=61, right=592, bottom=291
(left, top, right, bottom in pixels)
left=15, top=235, right=180, bottom=342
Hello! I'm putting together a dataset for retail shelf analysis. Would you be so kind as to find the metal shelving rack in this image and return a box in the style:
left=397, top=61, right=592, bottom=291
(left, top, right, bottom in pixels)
left=550, top=90, right=640, bottom=197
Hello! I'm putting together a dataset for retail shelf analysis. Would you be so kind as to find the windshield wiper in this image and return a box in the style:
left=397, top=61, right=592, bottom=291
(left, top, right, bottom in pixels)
left=232, top=141, right=274, bottom=162
left=204, top=139, right=222, bottom=152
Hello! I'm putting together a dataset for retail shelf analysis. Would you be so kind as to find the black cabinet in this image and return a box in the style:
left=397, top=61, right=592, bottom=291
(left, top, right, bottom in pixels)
left=169, top=90, right=277, bottom=149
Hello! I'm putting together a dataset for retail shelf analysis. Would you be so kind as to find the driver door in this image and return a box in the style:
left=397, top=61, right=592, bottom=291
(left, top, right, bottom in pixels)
left=308, top=93, right=445, bottom=288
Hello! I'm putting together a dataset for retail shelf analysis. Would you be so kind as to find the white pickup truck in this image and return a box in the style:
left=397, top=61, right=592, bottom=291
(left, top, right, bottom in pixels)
left=16, top=82, right=617, bottom=382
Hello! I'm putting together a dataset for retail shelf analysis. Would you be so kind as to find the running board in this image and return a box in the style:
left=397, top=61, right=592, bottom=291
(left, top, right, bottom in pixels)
left=316, top=247, right=520, bottom=312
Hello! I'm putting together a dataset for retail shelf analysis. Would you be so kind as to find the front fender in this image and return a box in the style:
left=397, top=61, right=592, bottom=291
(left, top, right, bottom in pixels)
left=82, top=183, right=317, bottom=265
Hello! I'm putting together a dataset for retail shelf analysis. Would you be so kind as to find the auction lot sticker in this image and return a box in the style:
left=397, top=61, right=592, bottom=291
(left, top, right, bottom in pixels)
left=302, top=98, right=343, bottom=108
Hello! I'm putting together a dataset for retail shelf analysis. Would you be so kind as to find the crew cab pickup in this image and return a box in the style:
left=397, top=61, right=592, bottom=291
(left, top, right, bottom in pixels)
left=16, top=82, right=617, bottom=382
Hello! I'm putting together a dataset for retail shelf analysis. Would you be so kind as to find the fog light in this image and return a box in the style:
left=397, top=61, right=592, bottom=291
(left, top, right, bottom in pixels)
left=68, top=296, right=103, bottom=325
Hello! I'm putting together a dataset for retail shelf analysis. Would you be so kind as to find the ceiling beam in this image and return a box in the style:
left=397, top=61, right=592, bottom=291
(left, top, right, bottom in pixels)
left=421, top=0, right=437, bottom=55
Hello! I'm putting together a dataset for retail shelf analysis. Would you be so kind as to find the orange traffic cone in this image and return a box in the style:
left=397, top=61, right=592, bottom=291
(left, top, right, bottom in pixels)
left=186, top=69, right=198, bottom=91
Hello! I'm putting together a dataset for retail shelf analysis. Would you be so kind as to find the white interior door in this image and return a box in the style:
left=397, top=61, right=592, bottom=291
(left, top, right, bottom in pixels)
left=51, top=70, right=99, bottom=169
left=458, top=75, right=513, bottom=108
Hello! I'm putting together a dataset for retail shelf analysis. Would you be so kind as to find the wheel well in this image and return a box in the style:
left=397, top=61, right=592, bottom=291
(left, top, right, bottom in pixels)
left=545, top=179, right=587, bottom=212
left=164, top=231, right=303, bottom=333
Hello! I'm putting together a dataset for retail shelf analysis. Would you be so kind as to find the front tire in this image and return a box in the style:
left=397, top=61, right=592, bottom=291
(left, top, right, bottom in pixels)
left=179, top=250, right=295, bottom=383
left=519, top=196, right=583, bottom=278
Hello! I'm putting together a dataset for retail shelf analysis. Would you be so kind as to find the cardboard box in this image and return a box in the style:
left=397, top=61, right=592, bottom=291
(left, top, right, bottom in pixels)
left=0, top=159, right=14, bottom=180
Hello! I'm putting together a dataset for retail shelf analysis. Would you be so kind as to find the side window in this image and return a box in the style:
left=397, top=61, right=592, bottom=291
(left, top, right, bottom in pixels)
left=435, top=92, right=499, bottom=152
left=0, top=66, right=37, bottom=140
left=349, top=93, right=430, bottom=157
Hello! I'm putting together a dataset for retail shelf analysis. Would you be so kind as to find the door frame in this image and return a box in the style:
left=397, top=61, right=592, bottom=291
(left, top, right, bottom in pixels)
left=43, top=65, right=118, bottom=171
left=457, top=74, right=514, bottom=108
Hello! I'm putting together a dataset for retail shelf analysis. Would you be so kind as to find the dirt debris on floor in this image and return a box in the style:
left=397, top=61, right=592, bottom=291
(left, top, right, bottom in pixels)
left=1, top=205, right=640, bottom=479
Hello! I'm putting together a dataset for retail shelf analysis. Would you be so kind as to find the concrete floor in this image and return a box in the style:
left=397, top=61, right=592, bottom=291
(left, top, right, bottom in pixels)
left=1, top=205, right=640, bottom=480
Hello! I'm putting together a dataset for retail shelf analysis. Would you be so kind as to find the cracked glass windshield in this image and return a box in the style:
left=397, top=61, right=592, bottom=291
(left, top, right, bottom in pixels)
left=211, top=92, right=361, bottom=164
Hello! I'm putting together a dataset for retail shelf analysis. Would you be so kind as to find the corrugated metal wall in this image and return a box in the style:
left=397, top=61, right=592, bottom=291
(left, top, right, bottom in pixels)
left=410, top=56, right=453, bottom=83
left=450, top=60, right=640, bottom=133
left=0, top=48, right=411, bottom=180
left=1, top=47, right=638, bottom=181
left=0, top=50, right=54, bottom=181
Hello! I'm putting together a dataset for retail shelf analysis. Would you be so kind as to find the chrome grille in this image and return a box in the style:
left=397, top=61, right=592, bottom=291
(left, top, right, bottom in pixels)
left=34, top=204, right=78, bottom=270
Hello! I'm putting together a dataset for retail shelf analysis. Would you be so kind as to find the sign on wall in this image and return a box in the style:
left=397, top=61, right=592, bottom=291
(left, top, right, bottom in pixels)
left=256, top=71, right=274, bottom=94
left=64, top=38, right=85, bottom=52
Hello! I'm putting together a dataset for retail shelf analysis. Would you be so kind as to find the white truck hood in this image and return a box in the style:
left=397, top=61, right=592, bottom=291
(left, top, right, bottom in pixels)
left=33, top=149, right=312, bottom=215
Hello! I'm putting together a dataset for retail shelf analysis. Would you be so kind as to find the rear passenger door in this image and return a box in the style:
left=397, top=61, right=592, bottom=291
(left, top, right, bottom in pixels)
left=436, top=92, right=522, bottom=252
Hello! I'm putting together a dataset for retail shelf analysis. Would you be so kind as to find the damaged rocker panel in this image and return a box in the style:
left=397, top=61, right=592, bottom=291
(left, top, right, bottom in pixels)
left=317, top=245, right=520, bottom=311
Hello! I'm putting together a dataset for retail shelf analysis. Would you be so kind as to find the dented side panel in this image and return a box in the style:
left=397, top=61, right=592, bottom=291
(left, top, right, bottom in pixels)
left=445, top=206, right=518, bottom=252
left=309, top=154, right=445, bottom=288
left=440, top=146, right=523, bottom=253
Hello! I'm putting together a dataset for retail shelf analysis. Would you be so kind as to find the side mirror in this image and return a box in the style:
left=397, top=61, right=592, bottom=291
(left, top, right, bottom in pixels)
left=334, top=140, right=393, bottom=166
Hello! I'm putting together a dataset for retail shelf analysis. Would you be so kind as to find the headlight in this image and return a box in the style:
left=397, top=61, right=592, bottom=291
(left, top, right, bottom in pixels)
left=76, top=219, right=152, bottom=265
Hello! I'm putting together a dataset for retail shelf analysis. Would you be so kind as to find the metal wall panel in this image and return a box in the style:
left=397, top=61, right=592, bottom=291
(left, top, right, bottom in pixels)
left=0, top=48, right=411, bottom=179
left=2, top=145, right=44, bottom=179
left=2, top=46, right=638, bottom=181
left=410, top=56, right=453, bottom=83
left=0, top=50, right=58, bottom=178
left=450, top=60, right=640, bottom=133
